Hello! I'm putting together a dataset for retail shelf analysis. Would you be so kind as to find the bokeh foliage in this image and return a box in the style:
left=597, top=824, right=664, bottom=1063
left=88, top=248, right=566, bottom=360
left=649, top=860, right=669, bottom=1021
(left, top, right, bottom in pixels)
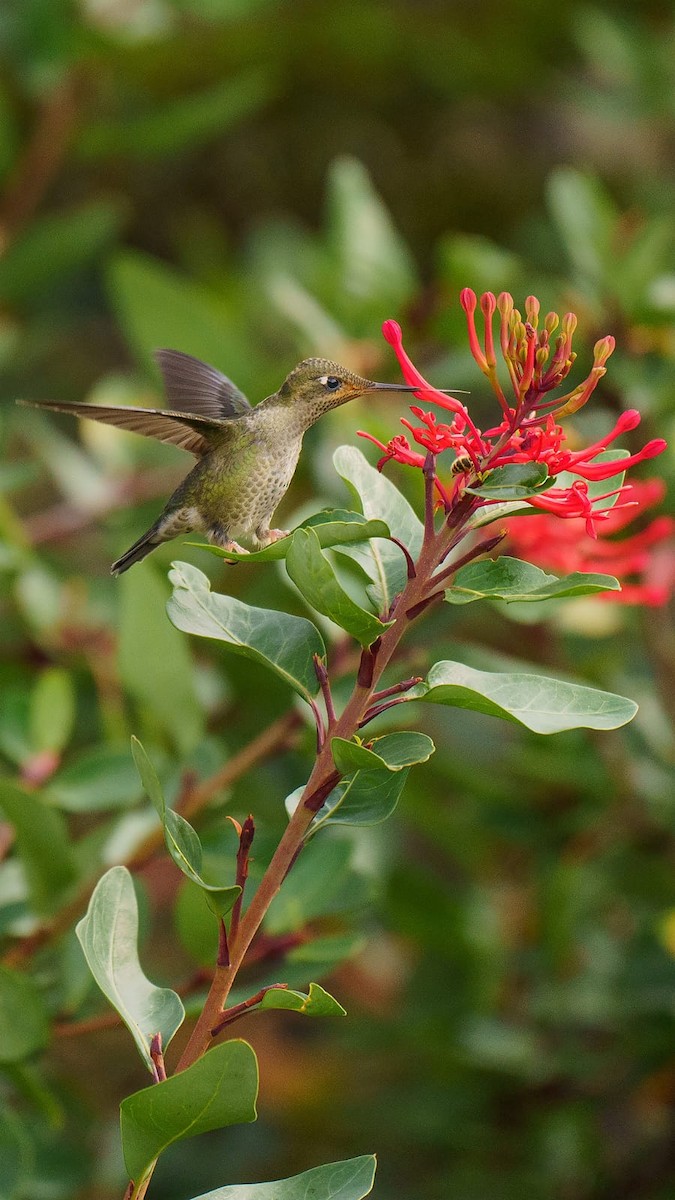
left=1, top=1, right=675, bottom=1198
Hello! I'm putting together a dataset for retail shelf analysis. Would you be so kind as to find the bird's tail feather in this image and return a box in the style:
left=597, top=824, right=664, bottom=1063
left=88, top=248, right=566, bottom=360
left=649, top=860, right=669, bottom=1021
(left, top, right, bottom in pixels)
left=111, top=526, right=162, bottom=575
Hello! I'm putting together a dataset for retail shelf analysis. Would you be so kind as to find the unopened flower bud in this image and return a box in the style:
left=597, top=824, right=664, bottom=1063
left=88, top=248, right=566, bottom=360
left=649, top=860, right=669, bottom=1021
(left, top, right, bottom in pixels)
left=460, top=288, right=477, bottom=314
left=525, top=295, right=540, bottom=327
left=616, top=410, right=642, bottom=432
left=593, top=335, right=616, bottom=367
left=496, top=292, right=514, bottom=318
left=562, top=312, right=578, bottom=339
left=382, top=319, right=403, bottom=347
left=480, top=291, right=497, bottom=317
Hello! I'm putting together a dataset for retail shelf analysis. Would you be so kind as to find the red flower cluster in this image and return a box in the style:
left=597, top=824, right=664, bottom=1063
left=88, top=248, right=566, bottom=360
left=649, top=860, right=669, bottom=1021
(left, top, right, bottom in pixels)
left=359, top=290, right=671, bottom=602
left=506, top=480, right=675, bottom=606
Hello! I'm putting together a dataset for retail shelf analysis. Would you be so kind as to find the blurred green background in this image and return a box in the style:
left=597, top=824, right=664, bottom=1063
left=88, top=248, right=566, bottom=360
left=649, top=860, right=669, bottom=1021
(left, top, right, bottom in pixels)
left=2, top=1, right=675, bottom=1198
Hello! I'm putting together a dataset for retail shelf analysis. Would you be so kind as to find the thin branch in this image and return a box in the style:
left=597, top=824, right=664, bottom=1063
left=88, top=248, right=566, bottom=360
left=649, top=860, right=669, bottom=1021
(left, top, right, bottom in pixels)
left=210, top=984, right=289, bottom=1038
left=150, top=1033, right=166, bottom=1084
left=0, top=76, right=79, bottom=250
left=313, top=654, right=337, bottom=726
left=430, top=530, right=506, bottom=589
left=423, top=452, right=437, bottom=544
left=370, top=675, right=423, bottom=703
left=217, top=920, right=230, bottom=968
left=388, top=536, right=416, bottom=579
left=358, top=694, right=417, bottom=728
left=229, top=816, right=255, bottom=943
left=309, top=696, right=326, bottom=751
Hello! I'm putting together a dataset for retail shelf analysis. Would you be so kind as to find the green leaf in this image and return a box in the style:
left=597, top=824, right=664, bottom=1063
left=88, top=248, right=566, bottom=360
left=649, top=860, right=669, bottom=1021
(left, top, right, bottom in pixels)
left=191, top=1155, right=376, bottom=1200
left=547, top=168, right=616, bottom=289
left=0, top=782, right=77, bottom=914
left=77, top=71, right=273, bottom=161
left=167, top=561, right=326, bottom=704
left=75, top=866, right=185, bottom=1073
left=0, top=967, right=49, bottom=1063
left=0, top=202, right=122, bottom=304
left=331, top=732, right=435, bottom=773
left=318, top=768, right=410, bottom=829
left=259, top=982, right=346, bottom=1017
left=108, top=251, right=250, bottom=381
left=118, top=565, right=203, bottom=755
left=131, top=738, right=240, bottom=919
left=46, top=746, right=142, bottom=812
left=411, top=660, right=638, bottom=734
left=29, top=667, right=75, bottom=754
left=286, top=527, right=392, bottom=646
left=195, top=510, right=390, bottom=563
left=328, top=156, right=417, bottom=321
left=465, top=463, right=551, bottom=500
left=333, top=445, right=423, bottom=608
left=445, top=556, right=621, bottom=605
left=120, top=1039, right=258, bottom=1187
left=0, top=1108, right=33, bottom=1197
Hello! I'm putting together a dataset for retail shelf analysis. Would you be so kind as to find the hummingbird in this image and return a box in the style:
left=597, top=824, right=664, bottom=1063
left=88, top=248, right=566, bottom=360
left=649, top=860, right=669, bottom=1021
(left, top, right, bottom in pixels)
left=20, top=351, right=458, bottom=574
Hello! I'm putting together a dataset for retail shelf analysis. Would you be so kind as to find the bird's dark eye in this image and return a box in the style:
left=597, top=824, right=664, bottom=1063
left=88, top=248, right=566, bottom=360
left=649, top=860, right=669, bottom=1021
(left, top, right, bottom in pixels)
left=325, top=376, right=341, bottom=391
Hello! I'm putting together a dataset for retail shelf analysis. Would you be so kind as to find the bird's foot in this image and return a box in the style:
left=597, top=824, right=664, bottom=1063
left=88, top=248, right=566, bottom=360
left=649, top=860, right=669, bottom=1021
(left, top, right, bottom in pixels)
left=257, top=528, right=290, bottom=547
left=222, top=540, right=249, bottom=555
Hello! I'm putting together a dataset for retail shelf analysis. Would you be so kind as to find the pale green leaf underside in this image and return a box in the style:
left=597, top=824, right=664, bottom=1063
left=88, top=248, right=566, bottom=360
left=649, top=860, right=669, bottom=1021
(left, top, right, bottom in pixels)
left=75, top=866, right=184, bottom=1073
left=333, top=445, right=423, bottom=609
left=167, top=561, right=325, bottom=703
left=410, top=660, right=637, bottom=734
left=191, top=1155, right=377, bottom=1200
left=120, top=1039, right=258, bottom=1186
left=445, top=556, right=620, bottom=604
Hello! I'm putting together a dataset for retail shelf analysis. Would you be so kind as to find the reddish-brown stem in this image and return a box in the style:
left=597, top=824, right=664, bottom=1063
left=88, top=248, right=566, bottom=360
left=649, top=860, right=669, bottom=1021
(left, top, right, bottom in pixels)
left=229, top=816, right=255, bottom=943
left=430, top=530, right=507, bottom=589
left=303, top=770, right=341, bottom=813
left=217, top=921, right=230, bottom=968
left=210, top=984, right=289, bottom=1038
left=314, top=654, right=337, bottom=726
left=359, top=694, right=417, bottom=727
left=150, top=1034, right=167, bottom=1083
left=370, top=675, right=424, bottom=703
left=423, top=452, right=437, bottom=544
left=357, top=638, right=381, bottom=688
left=406, top=591, right=445, bottom=620
left=308, top=697, right=326, bottom=751
left=389, top=536, right=416, bottom=579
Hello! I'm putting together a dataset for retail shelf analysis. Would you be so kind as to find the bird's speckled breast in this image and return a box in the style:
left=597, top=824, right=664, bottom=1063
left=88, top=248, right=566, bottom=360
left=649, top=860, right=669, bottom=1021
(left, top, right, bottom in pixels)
left=201, top=406, right=305, bottom=538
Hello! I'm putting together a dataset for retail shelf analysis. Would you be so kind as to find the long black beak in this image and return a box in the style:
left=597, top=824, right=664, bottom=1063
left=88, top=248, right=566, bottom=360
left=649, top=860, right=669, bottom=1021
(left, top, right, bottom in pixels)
left=368, top=383, right=470, bottom=394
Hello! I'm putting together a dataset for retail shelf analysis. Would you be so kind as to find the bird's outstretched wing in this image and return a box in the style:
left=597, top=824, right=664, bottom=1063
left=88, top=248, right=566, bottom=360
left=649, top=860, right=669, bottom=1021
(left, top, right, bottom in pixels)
left=17, top=400, right=234, bottom=456
left=154, top=349, right=251, bottom=419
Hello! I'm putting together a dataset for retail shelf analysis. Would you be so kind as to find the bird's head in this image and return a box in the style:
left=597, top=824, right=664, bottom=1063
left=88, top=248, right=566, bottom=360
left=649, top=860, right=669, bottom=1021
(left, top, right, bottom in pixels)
left=274, top=357, right=458, bottom=427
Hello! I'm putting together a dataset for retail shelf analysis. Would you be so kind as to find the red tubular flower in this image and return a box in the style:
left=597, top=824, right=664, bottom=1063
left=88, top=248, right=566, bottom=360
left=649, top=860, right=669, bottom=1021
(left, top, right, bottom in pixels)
left=357, top=294, right=669, bottom=588
left=357, top=429, right=426, bottom=471
left=506, top=481, right=675, bottom=606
